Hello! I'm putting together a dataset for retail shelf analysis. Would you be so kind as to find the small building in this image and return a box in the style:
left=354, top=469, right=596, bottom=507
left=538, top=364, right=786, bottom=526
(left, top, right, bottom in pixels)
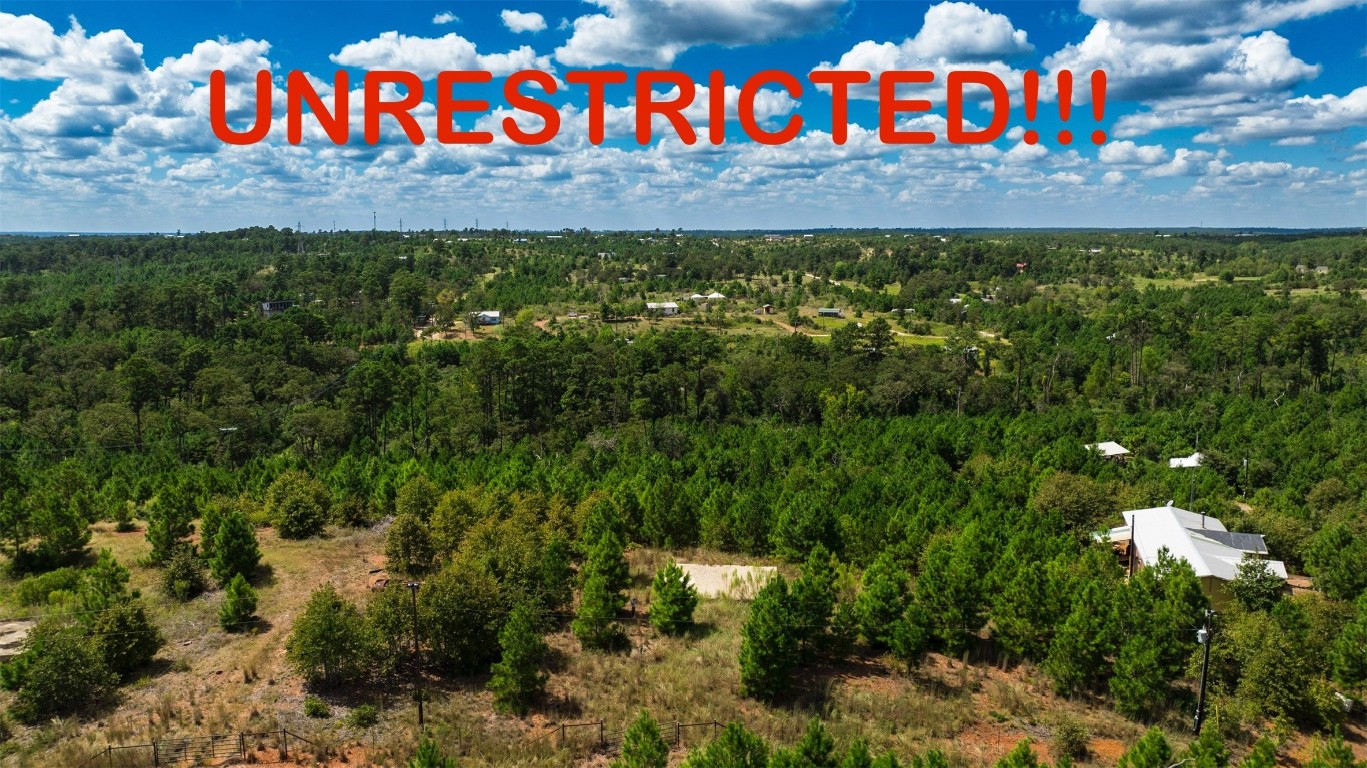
left=260, top=300, right=294, bottom=317
left=1086, top=441, right=1131, bottom=461
left=764, top=234, right=785, bottom=241
left=1315, top=266, right=1330, bottom=275
left=688, top=293, right=707, bottom=301
left=706, top=291, right=727, bottom=300
left=818, top=307, right=844, bottom=318
left=646, top=302, right=679, bottom=317
left=472, top=310, right=501, bottom=326
left=1168, top=452, right=1205, bottom=469
left=1099, top=504, right=1287, bottom=607
left=761, top=304, right=776, bottom=314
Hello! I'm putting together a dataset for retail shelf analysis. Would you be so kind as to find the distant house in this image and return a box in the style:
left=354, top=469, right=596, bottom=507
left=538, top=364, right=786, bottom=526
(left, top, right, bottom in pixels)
left=1099, top=504, right=1287, bottom=606
left=818, top=307, right=844, bottom=318
left=472, top=310, right=501, bottom=326
left=1315, top=266, right=1330, bottom=275
left=948, top=297, right=964, bottom=305
left=761, top=304, right=776, bottom=314
left=764, top=234, right=785, bottom=241
left=1168, top=452, right=1205, bottom=469
left=646, top=302, right=679, bottom=317
left=260, top=300, right=294, bottom=317
left=1086, top=441, right=1131, bottom=461
left=688, top=293, right=707, bottom=301
left=706, top=291, right=727, bottom=300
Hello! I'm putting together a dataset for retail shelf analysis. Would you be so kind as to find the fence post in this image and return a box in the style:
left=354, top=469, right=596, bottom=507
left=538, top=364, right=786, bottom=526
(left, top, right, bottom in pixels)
left=106, top=746, right=113, bottom=768
left=675, top=721, right=681, bottom=746
left=281, top=729, right=289, bottom=759
left=598, top=720, right=605, bottom=749
left=239, top=733, right=246, bottom=760
left=152, top=741, right=159, bottom=768
left=559, top=723, right=565, bottom=748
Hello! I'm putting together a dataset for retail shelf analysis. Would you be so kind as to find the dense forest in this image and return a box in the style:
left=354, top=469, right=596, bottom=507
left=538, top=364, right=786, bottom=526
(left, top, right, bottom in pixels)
left=0, top=228, right=1364, bottom=766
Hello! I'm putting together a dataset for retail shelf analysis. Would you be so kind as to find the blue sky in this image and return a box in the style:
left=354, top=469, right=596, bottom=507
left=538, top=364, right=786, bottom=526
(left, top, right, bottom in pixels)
left=1, top=0, right=1364, bottom=231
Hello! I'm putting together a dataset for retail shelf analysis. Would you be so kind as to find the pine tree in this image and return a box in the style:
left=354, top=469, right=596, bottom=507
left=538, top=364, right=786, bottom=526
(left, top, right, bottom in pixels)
left=790, top=544, right=838, bottom=658
left=1183, top=729, right=1229, bottom=768
left=995, top=740, right=1041, bottom=768
left=573, top=571, right=626, bottom=651
left=488, top=602, right=548, bottom=714
left=1046, top=579, right=1113, bottom=696
left=613, top=710, right=669, bottom=768
left=1331, top=592, right=1367, bottom=688
left=649, top=561, right=698, bottom=636
left=1306, top=730, right=1355, bottom=768
left=209, top=509, right=260, bottom=586
left=738, top=575, right=797, bottom=701
left=1109, top=636, right=1167, bottom=719
left=585, top=529, right=631, bottom=596
left=408, top=734, right=456, bottom=768
left=79, top=548, right=130, bottom=614
left=842, top=739, right=874, bottom=768
left=795, top=718, right=837, bottom=768
left=219, top=573, right=258, bottom=632
left=1238, top=739, right=1277, bottom=768
left=681, top=722, right=769, bottom=768
left=146, top=485, right=194, bottom=564
left=890, top=598, right=932, bottom=670
left=1116, top=728, right=1172, bottom=768
left=855, top=551, right=908, bottom=649
left=198, top=501, right=224, bottom=564
left=916, top=529, right=984, bottom=654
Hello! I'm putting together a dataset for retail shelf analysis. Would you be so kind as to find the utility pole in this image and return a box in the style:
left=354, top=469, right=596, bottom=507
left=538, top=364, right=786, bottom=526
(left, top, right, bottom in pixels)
left=373, top=211, right=377, bottom=231
left=1193, top=609, right=1213, bottom=734
left=406, top=581, right=424, bottom=730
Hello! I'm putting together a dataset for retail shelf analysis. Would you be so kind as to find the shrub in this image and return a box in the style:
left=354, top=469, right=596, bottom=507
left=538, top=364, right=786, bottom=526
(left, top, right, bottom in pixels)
left=303, top=695, right=329, bottom=718
left=613, top=710, right=669, bottom=768
left=161, top=545, right=207, bottom=602
left=10, top=622, right=117, bottom=723
left=1052, top=717, right=1090, bottom=762
left=266, top=470, right=330, bottom=540
left=286, top=584, right=377, bottom=685
left=91, top=598, right=162, bottom=678
left=15, top=568, right=80, bottom=606
left=385, top=513, right=434, bottom=574
left=346, top=704, right=379, bottom=729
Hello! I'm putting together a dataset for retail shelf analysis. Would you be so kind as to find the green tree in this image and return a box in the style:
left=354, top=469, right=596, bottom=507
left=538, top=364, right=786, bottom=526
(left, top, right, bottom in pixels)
left=916, top=529, right=985, bottom=654
left=90, top=599, right=161, bottom=678
left=266, top=470, right=330, bottom=540
left=1046, top=579, right=1114, bottom=696
left=795, top=717, right=837, bottom=768
left=995, top=740, right=1041, bottom=768
left=1228, top=556, right=1284, bottom=613
left=1182, top=729, right=1229, bottom=768
left=408, top=734, right=456, bottom=768
left=574, top=571, right=626, bottom=651
left=219, top=573, right=258, bottom=631
left=1305, top=730, right=1356, bottom=768
left=1116, top=728, right=1171, bottom=768
left=286, top=584, right=376, bottom=685
left=856, top=551, right=908, bottom=649
left=842, top=739, right=874, bottom=768
left=385, top=513, right=435, bottom=574
left=488, top=602, right=548, bottom=715
left=1109, top=637, right=1167, bottom=719
left=209, top=509, right=260, bottom=586
left=1304, top=523, right=1367, bottom=601
left=395, top=475, right=440, bottom=521
left=145, top=484, right=195, bottom=564
left=79, top=548, right=130, bottom=614
left=585, top=529, right=631, bottom=596
left=738, top=574, right=797, bottom=701
left=790, top=544, right=838, bottom=658
left=649, top=561, right=698, bottom=636
left=161, top=544, right=206, bottom=602
left=613, top=710, right=669, bottom=768
left=1238, top=739, right=1277, bottom=768
left=419, top=560, right=505, bottom=674
left=681, top=722, right=769, bottom=768
left=1332, top=592, right=1367, bottom=688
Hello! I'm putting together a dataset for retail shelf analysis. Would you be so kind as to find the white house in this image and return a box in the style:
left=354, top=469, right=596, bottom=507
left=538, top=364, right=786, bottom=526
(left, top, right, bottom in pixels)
left=1169, top=452, right=1205, bottom=469
left=472, top=310, right=501, bottom=326
left=706, top=291, right=727, bottom=300
left=1100, top=504, right=1286, bottom=605
left=646, top=302, right=679, bottom=316
left=1086, top=441, right=1131, bottom=461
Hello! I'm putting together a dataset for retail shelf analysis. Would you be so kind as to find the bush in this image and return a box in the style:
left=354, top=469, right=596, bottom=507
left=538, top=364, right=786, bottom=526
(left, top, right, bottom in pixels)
left=286, top=584, right=377, bottom=685
left=91, top=599, right=162, bottom=678
left=385, top=513, right=434, bottom=574
left=15, top=567, right=81, bottom=606
left=346, top=704, right=379, bottom=728
left=333, top=498, right=375, bottom=528
left=266, top=470, right=330, bottom=540
left=303, top=695, right=329, bottom=718
left=161, top=545, right=207, bottom=602
left=10, top=622, right=117, bottom=723
left=1052, top=717, right=1090, bottom=762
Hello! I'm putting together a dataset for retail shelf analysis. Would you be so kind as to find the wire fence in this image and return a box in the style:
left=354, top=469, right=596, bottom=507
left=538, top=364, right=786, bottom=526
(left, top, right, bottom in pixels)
left=78, top=729, right=317, bottom=768
left=534, top=718, right=725, bottom=756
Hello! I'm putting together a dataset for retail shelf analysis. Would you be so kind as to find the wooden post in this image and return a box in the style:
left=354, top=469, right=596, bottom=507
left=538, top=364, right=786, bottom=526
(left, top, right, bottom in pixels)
left=281, top=730, right=288, bottom=759
left=239, top=733, right=246, bottom=760
left=598, top=720, right=605, bottom=749
left=674, top=721, right=681, bottom=746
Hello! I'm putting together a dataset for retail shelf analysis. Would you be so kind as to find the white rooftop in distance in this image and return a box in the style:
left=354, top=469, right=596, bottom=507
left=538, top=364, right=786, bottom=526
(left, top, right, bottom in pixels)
left=1169, top=452, right=1205, bottom=468
left=1086, top=441, right=1130, bottom=457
